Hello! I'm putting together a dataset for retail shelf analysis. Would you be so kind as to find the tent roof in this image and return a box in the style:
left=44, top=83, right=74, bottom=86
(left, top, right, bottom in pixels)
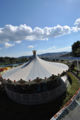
left=2, top=51, right=69, bottom=81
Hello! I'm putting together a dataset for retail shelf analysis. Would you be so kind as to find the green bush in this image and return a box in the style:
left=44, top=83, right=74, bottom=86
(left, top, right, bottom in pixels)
left=62, top=72, right=80, bottom=105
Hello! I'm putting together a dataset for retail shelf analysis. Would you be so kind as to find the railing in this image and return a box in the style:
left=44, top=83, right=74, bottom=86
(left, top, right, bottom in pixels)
left=51, top=88, right=80, bottom=120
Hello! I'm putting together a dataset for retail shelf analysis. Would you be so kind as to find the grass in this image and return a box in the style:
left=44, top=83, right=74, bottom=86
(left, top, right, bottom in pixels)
left=78, top=73, right=80, bottom=77
left=62, top=72, right=80, bottom=105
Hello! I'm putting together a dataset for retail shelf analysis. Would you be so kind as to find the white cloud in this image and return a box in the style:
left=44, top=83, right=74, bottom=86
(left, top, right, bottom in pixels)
left=4, top=42, right=14, bottom=48
left=0, top=18, right=80, bottom=44
left=38, top=46, right=56, bottom=54
left=38, top=46, right=71, bottom=54
left=74, top=18, right=80, bottom=27
left=15, top=41, right=22, bottom=44
left=28, top=45, right=34, bottom=49
left=54, top=46, right=71, bottom=52
left=72, top=18, right=80, bottom=32
left=0, top=23, right=72, bottom=44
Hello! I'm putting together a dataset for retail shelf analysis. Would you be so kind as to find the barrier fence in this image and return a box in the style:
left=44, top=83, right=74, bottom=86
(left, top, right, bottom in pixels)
left=51, top=88, right=80, bottom=120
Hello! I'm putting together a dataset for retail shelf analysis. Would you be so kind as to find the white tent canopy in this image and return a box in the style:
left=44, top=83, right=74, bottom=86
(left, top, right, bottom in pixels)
left=2, top=50, right=69, bottom=81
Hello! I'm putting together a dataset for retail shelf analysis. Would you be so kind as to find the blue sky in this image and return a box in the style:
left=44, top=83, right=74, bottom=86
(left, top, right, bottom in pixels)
left=0, top=0, right=80, bottom=57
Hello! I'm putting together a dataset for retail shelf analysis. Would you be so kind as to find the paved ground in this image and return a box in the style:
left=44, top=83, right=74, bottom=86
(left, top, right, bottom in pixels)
left=63, top=105, right=80, bottom=120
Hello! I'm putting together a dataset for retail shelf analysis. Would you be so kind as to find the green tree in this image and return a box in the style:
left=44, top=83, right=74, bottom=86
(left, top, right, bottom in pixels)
left=72, top=41, right=80, bottom=57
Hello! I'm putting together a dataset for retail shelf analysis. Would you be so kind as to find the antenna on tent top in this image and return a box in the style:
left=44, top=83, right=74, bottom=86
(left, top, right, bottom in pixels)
left=32, top=50, right=37, bottom=57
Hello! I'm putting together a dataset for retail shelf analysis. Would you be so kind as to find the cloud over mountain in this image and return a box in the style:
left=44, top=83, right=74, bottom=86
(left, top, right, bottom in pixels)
left=0, top=18, right=80, bottom=47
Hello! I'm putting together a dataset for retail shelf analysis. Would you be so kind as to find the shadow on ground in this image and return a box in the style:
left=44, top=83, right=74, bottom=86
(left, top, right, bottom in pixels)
left=0, top=86, right=66, bottom=120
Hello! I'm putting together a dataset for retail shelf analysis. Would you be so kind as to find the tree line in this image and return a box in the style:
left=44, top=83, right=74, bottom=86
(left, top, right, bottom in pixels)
left=0, top=57, right=29, bottom=65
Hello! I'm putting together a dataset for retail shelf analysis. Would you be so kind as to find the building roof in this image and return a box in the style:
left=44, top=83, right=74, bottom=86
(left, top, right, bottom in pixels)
left=2, top=51, right=69, bottom=81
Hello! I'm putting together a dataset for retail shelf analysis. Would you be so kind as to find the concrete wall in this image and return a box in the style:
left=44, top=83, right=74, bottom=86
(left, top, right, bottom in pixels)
left=4, top=80, right=66, bottom=105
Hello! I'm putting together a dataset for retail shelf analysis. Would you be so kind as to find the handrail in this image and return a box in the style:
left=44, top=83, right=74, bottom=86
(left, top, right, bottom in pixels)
left=50, top=88, right=80, bottom=120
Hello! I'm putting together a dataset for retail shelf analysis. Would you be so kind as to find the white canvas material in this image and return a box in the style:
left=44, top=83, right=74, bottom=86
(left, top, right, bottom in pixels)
left=2, top=51, right=68, bottom=81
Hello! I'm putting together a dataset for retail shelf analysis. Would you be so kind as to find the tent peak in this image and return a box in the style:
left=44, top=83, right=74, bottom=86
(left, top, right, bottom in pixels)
left=32, top=50, right=37, bottom=57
